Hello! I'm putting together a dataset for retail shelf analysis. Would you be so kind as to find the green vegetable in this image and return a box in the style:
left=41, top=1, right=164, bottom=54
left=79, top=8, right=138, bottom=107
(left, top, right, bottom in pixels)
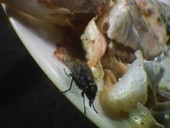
left=129, top=103, right=164, bottom=128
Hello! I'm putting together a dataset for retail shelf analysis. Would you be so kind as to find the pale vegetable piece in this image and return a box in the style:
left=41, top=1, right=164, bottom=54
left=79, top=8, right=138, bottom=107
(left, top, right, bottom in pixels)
left=145, top=56, right=170, bottom=101
left=100, top=51, right=149, bottom=117
left=90, top=63, right=104, bottom=81
left=143, top=57, right=170, bottom=127
left=129, top=103, right=164, bottom=128
left=144, top=61, right=164, bottom=87
left=158, top=57, right=170, bottom=100
left=144, top=60, right=164, bottom=101
left=81, top=18, right=106, bottom=80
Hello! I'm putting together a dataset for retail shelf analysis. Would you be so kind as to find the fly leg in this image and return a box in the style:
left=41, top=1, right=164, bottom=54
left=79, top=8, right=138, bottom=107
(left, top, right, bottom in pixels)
left=62, top=68, right=74, bottom=93
left=81, top=91, right=86, bottom=115
left=92, top=102, right=98, bottom=114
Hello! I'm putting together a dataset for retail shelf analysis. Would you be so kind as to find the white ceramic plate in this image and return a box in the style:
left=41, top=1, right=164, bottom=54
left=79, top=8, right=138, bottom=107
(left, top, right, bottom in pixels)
left=3, top=5, right=130, bottom=128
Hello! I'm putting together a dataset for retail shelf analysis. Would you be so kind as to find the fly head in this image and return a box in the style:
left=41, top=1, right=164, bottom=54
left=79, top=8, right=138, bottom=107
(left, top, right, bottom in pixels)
left=84, top=82, right=97, bottom=107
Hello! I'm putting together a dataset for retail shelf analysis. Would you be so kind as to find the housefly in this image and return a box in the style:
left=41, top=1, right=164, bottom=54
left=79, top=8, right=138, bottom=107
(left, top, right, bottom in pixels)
left=54, top=49, right=98, bottom=114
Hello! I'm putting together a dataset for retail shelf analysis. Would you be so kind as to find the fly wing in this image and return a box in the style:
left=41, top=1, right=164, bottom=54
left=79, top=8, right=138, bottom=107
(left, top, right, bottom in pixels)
left=54, top=47, right=87, bottom=78
left=62, top=58, right=82, bottom=77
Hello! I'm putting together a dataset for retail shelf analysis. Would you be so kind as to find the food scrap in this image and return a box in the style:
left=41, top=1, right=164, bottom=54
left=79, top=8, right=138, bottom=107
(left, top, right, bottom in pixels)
left=2, top=0, right=170, bottom=127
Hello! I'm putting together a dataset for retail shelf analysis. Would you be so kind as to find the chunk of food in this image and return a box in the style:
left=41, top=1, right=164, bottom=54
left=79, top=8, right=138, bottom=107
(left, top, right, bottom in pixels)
left=158, top=57, right=170, bottom=100
left=129, top=103, right=164, bottom=128
left=81, top=18, right=106, bottom=80
left=97, top=0, right=169, bottom=59
left=100, top=51, right=149, bottom=118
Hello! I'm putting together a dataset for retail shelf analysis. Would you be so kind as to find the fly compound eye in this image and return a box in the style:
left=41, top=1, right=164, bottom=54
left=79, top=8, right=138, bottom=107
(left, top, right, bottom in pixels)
left=85, top=83, right=97, bottom=103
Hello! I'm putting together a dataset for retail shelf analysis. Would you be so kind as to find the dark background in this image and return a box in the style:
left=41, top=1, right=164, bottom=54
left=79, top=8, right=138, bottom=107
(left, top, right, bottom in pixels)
left=0, top=6, right=97, bottom=128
